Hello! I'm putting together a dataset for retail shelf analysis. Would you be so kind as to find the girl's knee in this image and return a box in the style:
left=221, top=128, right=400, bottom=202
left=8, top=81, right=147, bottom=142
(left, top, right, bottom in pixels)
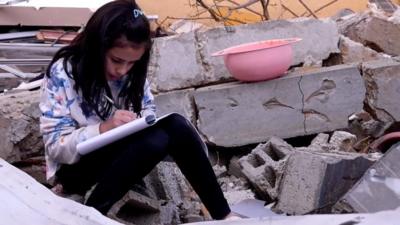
left=164, top=113, right=192, bottom=130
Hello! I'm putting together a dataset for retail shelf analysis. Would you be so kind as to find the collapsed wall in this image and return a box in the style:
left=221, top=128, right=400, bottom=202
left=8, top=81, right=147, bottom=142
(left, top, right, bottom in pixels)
left=1, top=9, right=400, bottom=223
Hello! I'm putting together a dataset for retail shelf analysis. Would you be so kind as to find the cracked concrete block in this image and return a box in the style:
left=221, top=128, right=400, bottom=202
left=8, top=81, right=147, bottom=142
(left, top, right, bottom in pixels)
left=0, top=90, right=42, bottom=163
left=362, top=60, right=400, bottom=131
left=275, top=150, right=375, bottom=215
left=301, top=65, right=365, bottom=135
left=339, top=35, right=391, bottom=64
left=238, top=137, right=294, bottom=202
left=333, top=142, right=400, bottom=213
left=107, top=190, right=161, bottom=225
left=198, top=18, right=339, bottom=81
left=148, top=32, right=204, bottom=92
left=194, top=64, right=365, bottom=147
left=154, top=88, right=196, bottom=124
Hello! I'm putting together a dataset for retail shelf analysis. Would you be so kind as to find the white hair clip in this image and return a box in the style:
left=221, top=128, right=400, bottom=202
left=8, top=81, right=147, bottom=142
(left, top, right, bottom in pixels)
left=133, top=9, right=144, bottom=18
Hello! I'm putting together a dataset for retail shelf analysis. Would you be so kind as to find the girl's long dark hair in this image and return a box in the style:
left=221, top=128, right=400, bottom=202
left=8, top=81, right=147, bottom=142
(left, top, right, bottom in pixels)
left=46, top=0, right=151, bottom=120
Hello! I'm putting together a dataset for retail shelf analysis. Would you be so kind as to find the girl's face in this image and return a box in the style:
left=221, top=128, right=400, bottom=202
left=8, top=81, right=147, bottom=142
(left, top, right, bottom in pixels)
left=105, top=43, right=146, bottom=81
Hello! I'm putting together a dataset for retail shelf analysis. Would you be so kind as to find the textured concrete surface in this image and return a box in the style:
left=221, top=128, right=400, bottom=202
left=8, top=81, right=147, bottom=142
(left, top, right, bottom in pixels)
left=334, top=142, right=400, bottom=213
left=275, top=150, right=374, bottom=215
left=194, top=64, right=365, bottom=147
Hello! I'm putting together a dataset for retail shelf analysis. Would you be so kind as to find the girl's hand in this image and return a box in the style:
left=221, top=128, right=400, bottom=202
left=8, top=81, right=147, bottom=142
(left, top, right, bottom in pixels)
left=99, top=110, right=137, bottom=133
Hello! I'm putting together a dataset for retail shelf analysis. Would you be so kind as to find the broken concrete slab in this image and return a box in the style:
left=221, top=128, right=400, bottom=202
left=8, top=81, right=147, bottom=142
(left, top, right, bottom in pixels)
left=194, top=64, right=365, bottom=147
left=362, top=59, right=400, bottom=134
left=0, top=158, right=122, bottom=225
left=198, top=18, right=340, bottom=83
left=359, top=16, right=400, bottom=56
left=238, top=137, right=294, bottom=202
left=275, top=150, right=374, bottom=215
left=0, top=90, right=42, bottom=163
left=334, top=142, right=400, bottom=213
left=339, top=35, right=391, bottom=64
left=154, top=88, right=196, bottom=124
left=339, top=14, right=400, bottom=56
left=150, top=18, right=340, bottom=92
left=300, top=65, right=365, bottom=135
left=148, top=32, right=206, bottom=92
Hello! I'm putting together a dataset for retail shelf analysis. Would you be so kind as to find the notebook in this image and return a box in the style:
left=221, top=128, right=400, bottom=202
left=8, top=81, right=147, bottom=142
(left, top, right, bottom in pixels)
left=76, top=113, right=172, bottom=155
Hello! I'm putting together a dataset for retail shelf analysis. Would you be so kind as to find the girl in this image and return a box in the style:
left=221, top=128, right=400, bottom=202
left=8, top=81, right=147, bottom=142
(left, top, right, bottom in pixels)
left=39, top=0, right=237, bottom=220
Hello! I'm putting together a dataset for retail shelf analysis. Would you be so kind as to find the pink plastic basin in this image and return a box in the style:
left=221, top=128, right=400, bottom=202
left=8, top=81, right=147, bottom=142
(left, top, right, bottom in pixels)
left=212, top=38, right=301, bottom=82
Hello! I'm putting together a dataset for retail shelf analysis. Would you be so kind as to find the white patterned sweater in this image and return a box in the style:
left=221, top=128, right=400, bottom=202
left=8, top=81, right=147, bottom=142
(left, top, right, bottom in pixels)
left=39, top=60, right=156, bottom=183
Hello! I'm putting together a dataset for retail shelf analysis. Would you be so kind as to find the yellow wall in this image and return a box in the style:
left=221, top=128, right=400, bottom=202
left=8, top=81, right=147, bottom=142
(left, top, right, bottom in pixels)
left=137, top=0, right=371, bottom=26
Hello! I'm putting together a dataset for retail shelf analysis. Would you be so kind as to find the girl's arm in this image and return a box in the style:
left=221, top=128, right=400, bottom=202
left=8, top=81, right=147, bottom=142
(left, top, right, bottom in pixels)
left=39, top=61, right=100, bottom=164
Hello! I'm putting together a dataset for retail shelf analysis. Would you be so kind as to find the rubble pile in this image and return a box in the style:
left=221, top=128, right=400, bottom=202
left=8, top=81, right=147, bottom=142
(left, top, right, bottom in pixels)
left=1, top=3, right=400, bottom=225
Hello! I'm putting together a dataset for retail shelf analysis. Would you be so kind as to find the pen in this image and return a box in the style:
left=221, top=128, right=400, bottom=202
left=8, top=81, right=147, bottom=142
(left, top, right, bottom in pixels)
left=104, top=94, right=120, bottom=110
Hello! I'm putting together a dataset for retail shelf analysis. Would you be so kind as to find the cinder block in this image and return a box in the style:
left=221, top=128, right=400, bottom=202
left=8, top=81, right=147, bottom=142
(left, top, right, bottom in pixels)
left=239, top=137, right=294, bottom=202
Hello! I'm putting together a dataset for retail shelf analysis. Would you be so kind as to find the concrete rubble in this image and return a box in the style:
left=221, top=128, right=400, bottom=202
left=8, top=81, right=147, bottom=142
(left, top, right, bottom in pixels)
left=0, top=158, right=122, bottom=225
left=2, top=3, right=400, bottom=225
left=334, top=142, right=400, bottom=213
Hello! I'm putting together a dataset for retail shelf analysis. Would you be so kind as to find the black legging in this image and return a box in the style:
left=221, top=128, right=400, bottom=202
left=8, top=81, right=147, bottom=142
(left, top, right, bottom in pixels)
left=55, top=113, right=231, bottom=219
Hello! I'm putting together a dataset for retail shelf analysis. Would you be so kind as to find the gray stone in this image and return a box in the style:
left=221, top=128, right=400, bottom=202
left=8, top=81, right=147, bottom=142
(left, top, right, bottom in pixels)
left=198, top=18, right=340, bottom=82
left=360, top=17, right=400, bottom=56
left=0, top=90, right=42, bottom=163
left=148, top=32, right=205, bottom=92
left=239, top=137, right=294, bottom=202
left=194, top=65, right=365, bottom=147
left=339, top=14, right=400, bottom=56
left=362, top=59, right=400, bottom=134
left=334, top=143, right=400, bottom=213
left=275, top=150, right=374, bottom=215
left=107, top=190, right=161, bottom=225
left=339, top=35, right=391, bottom=64
left=154, top=88, right=196, bottom=124
left=300, top=131, right=357, bottom=153
left=144, top=162, right=204, bottom=224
